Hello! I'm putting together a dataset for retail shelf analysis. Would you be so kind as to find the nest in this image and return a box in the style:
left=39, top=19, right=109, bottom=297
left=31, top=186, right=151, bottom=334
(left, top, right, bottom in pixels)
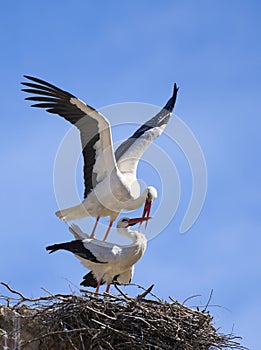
left=0, top=282, right=247, bottom=350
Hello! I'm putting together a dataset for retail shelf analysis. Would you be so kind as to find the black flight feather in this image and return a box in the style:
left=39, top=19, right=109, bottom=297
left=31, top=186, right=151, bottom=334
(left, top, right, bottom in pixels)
left=46, top=240, right=106, bottom=264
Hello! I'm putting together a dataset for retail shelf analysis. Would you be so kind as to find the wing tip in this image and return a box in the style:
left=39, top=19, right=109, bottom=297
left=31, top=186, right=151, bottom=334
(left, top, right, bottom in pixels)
left=173, top=82, right=179, bottom=93
left=22, top=75, right=37, bottom=84
left=173, top=82, right=179, bottom=98
left=45, top=245, right=55, bottom=254
left=163, top=82, right=179, bottom=112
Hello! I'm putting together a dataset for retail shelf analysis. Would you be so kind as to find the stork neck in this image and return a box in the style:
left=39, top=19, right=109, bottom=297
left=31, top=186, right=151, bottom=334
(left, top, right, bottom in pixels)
left=125, top=189, right=147, bottom=210
left=117, top=227, right=140, bottom=243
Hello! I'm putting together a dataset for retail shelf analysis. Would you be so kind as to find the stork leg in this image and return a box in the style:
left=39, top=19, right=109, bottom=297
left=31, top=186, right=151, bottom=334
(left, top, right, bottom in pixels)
left=105, top=283, right=111, bottom=293
left=102, top=219, right=114, bottom=241
left=90, top=216, right=100, bottom=239
left=95, top=279, right=102, bottom=294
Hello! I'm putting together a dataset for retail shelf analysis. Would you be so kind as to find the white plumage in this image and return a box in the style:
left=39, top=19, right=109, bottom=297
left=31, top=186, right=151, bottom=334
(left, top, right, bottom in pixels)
left=69, top=224, right=134, bottom=289
left=46, top=217, right=150, bottom=293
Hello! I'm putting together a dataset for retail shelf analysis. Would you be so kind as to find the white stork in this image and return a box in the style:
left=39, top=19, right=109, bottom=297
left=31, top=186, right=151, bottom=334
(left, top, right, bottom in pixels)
left=69, top=223, right=134, bottom=288
left=22, top=76, right=179, bottom=240
left=46, top=216, right=150, bottom=294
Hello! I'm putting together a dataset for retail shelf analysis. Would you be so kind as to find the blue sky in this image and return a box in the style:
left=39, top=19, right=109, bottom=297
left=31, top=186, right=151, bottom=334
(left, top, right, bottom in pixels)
left=1, top=1, right=261, bottom=348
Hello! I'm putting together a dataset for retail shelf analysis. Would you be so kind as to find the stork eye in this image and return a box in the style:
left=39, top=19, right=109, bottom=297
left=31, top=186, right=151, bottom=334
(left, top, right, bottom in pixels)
left=121, top=218, right=128, bottom=222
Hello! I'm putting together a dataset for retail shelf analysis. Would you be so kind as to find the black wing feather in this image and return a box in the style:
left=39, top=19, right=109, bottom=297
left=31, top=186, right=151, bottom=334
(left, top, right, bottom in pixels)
left=80, top=272, right=130, bottom=288
left=22, top=75, right=100, bottom=197
left=23, top=75, right=71, bottom=94
left=80, top=271, right=105, bottom=287
left=115, top=83, right=179, bottom=161
left=46, top=240, right=107, bottom=264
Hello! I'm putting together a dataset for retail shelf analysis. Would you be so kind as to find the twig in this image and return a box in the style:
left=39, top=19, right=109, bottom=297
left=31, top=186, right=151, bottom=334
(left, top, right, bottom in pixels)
left=202, top=288, right=213, bottom=313
left=85, top=305, right=117, bottom=321
left=1, top=282, right=27, bottom=300
left=1, top=281, right=85, bottom=308
left=135, top=284, right=154, bottom=301
left=182, top=294, right=201, bottom=305
left=92, top=319, right=135, bottom=340
left=113, top=284, right=133, bottom=300
left=128, top=283, right=162, bottom=302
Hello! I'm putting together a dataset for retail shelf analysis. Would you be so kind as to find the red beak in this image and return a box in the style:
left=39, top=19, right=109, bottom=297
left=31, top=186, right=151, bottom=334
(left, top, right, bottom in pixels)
left=128, top=216, right=151, bottom=227
left=140, top=198, right=152, bottom=229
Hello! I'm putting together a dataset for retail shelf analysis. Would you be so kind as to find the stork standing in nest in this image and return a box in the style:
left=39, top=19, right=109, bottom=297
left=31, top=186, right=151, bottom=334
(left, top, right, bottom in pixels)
left=46, top=217, right=150, bottom=294
left=68, top=224, right=133, bottom=289
left=22, top=76, right=178, bottom=240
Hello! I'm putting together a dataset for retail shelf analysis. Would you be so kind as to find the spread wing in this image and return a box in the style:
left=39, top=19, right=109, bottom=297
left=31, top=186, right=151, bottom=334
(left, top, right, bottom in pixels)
left=115, top=83, right=179, bottom=176
left=22, top=76, right=117, bottom=198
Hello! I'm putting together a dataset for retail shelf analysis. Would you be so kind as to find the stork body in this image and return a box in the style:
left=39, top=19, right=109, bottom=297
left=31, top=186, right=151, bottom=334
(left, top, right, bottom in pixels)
left=69, top=223, right=134, bottom=288
left=46, top=217, right=149, bottom=293
left=22, top=76, right=178, bottom=240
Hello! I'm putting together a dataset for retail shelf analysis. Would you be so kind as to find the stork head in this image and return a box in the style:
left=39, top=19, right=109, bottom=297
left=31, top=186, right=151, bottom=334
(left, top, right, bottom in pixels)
left=141, top=186, right=157, bottom=229
left=117, top=216, right=151, bottom=241
left=117, top=216, right=151, bottom=229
